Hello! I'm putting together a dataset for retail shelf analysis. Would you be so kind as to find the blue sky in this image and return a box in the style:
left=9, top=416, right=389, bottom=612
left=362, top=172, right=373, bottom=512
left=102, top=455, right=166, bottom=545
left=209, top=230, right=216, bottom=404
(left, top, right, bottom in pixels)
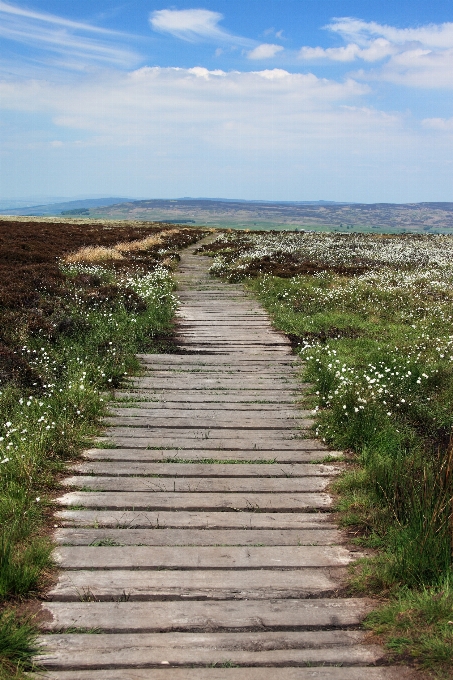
left=1, top=0, right=453, bottom=203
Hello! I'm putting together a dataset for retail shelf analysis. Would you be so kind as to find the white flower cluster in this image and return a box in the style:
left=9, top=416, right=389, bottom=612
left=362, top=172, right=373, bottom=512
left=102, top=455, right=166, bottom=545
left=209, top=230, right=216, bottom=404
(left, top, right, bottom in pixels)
left=209, top=231, right=453, bottom=278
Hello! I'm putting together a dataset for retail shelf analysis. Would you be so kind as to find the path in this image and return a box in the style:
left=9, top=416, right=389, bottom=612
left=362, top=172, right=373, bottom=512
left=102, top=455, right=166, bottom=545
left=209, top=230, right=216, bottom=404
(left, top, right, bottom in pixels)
left=38, top=242, right=410, bottom=678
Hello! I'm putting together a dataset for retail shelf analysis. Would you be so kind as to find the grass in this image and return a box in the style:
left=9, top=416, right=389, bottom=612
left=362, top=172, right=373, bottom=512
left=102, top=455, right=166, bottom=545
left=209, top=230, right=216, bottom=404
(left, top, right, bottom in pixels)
left=201, top=229, right=453, bottom=675
left=0, top=611, right=41, bottom=679
left=0, top=222, right=206, bottom=676
left=66, top=230, right=183, bottom=263
left=365, top=578, right=453, bottom=676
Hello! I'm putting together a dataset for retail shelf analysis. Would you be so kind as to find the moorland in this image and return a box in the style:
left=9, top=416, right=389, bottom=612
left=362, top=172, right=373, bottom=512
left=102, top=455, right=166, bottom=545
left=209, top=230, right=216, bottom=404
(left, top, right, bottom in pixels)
left=3, top=198, right=453, bottom=233
left=1, top=217, right=453, bottom=678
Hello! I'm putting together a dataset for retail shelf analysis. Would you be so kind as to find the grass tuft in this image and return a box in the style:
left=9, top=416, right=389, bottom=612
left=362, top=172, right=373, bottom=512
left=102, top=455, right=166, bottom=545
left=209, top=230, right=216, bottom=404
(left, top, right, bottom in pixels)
left=0, top=611, right=41, bottom=678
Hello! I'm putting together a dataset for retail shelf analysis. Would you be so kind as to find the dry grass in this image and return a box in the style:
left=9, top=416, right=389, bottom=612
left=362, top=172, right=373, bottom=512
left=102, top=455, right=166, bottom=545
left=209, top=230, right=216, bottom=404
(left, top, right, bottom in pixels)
left=66, top=230, right=182, bottom=263
left=115, top=236, right=160, bottom=252
left=65, top=246, right=125, bottom=263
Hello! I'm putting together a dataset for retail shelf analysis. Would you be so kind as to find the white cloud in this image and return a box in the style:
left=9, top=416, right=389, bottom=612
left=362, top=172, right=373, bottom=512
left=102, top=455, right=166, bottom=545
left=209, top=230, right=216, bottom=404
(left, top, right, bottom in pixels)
left=0, top=67, right=373, bottom=149
left=1, top=64, right=401, bottom=199
left=374, top=48, right=453, bottom=88
left=300, top=39, right=395, bottom=63
left=422, top=116, right=453, bottom=130
left=327, top=17, right=453, bottom=49
left=247, top=44, right=283, bottom=60
left=150, top=9, right=253, bottom=47
left=2, top=64, right=451, bottom=202
left=0, top=0, right=138, bottom=67
left=297, top=17, right=453, bottom=88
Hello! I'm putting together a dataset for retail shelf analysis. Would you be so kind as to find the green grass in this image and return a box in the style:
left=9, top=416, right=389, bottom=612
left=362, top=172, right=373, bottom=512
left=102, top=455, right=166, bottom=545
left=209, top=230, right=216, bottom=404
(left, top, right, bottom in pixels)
left=0, top=611, right=41, bottom=679
left=201, top=230, right=453, bottom=674
left=247, top=271, right=453, bottom=589
left=0, top=263, right=179, bottom=675
left=365, top=578, right=453, bottom=676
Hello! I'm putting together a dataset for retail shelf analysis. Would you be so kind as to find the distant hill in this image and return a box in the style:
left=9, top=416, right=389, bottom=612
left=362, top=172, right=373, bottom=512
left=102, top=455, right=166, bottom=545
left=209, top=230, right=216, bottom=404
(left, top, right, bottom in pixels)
left=87, top=198, right=453, bottom=232
left=0, top=197, right=131, bottom=216
left=2, top=196, right=453, bottom=232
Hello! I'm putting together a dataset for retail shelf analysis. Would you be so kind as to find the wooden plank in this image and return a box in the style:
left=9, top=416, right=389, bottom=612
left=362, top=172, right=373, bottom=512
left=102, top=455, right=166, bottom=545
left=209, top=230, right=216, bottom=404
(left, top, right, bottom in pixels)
left=110, top=404, right=307, bottom=412
left=55, top=510, right=337, bottom=529
left=129, top=379, right=297, bottom=390
left=141, top=372, right=299, bottom=379
left=42, top=597, right=370, bottom=631
left=112, top=392, right=298, bottom=403
left=105, top=427, right=314, bottom=439
left=54, top=545, right=353, bottom=569
left=40, top=667, right=411, bottom=679
left=108, top=408, right=310, bottom=418
left=57, top=491, right=333, bottom=511
left=39, top=630, right=370, bottom=653
left=70, top=462, right=339, bottom=477
left=63, top=476, right=331, bottom=493
left=140, top=370, right=299, bottom=377
left=137, top=355, right=297, bottom=365
left=104, top=438, right=322, bottom=451
left=54, top=528, right=342, bottom=546
left=37, top=632, right=382, bottom=668
left=83, top=448, right=342, bottom=463
left=137, top=352, right=296, bottom=366
left=103, top=416, right=304, bottom=429
left=47, top=567, right=346, bottom=601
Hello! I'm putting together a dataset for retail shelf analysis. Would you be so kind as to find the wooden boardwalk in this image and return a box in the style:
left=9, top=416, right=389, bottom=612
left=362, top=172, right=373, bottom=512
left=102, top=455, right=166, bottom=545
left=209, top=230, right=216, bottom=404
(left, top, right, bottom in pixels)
left=38, top=243, right=409, bottom=679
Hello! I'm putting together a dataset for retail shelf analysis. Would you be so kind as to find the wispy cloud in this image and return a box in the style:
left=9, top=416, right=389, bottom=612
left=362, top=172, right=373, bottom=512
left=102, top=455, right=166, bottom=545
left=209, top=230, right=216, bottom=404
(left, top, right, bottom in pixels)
left=247, top=44, right=283, bottom=60
left=150, top=8, right=254, bottom=47
left=0, top=0, right=139, bottom=68
left=299, top=39, right=395, bottom=63
left=422, top=116, right=453, bottom=131
left=297, top=17, right=453, bottom=88
left=327, top=17, right=453, bottom=49
left=0, top=0, right=120, bottom=34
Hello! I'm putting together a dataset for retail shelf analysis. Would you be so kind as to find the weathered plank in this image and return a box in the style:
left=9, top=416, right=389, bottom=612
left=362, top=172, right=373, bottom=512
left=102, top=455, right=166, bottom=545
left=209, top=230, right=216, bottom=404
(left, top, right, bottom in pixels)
left=54, top=510, right=338, bottom=529
left=48, top=567, right=346, bottom=601
left=103, top=438, right=323, bottom=451
left=111, top=403, right=307, bottom=412
left=54, top=527, right=342, bottom=546
left=38, top=631, right=371, bottom=656
left=40, top=668, right=412, bottom=680
left=42, top=597, right=370, bottom=631
left=103, top=416, right=305, bottom=429
left=105, top=412, right=303, bottom=424
left=70, top=462, right=339, bottom=477
left=37, top=632, right=383, bottom=668
left=54, top=545, right=354, bottom=569
left=84, top=448, right=342, bottom=463
left=58, top=490, right=332, bottom=511
left=63, top=475, right=331, bottom=493
left=112, top=392, right=299, bottom=403
left=129, top=379, right=297, bottom=390
left=109, top=402, right=313, bottom=418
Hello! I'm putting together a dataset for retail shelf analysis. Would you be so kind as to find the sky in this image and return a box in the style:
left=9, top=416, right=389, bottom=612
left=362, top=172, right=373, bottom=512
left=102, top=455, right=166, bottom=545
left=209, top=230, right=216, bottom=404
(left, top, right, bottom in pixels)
left=1, top=0, right=453, bottom=203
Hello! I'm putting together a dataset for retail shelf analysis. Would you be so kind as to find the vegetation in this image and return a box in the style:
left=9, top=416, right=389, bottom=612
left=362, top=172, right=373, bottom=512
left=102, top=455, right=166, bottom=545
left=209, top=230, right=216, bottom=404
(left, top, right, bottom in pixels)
left=0, top=218, right=205, bottom=677
left=200, top=230, right=453, bottom=675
